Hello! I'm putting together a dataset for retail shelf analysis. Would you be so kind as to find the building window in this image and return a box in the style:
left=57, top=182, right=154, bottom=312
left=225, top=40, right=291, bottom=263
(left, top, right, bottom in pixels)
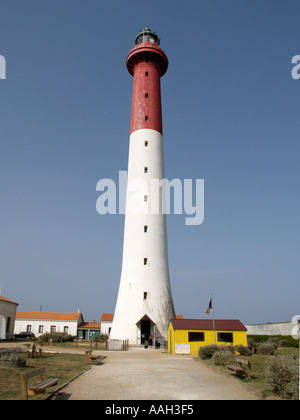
left=145, top=93, right=148, bottom=98
left=64, top=326, right=69, bottom=333
left=145, top=71, right=148, bottom=76
left=143, top=292, right=148, bottom=300
left=188, top=332, right=205, bottom=342
left=217, top=332, right=233, bottom=343
left=26, top=325, right=32, bottom=332
left=144, top=195, right=148, bottom=202
left=144, top=167, right=148, bottom=173
left=145, top=141, right=148, bottom=147
left=50, top=326, right=56, bottom=333
left=144, top=225, right=148, bottom=233
left=144, top=258, right=148, bottom=265
left=145, top=116, right=148, bottom=121
left=38, top=325, right=44, bottom=333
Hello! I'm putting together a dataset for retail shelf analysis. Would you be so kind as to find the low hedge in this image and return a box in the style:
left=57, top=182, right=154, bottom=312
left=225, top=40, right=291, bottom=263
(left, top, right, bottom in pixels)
left=39, top=332, right=75, bottom=343
left=248, top=335, right=298, bottom=348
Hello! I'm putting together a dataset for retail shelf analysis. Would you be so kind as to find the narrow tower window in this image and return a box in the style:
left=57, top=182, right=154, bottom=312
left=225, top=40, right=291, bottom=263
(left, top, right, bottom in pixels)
left=145, top=93, right=148, bottom=98
left=145, top=71, right=148, bottom=76
left=144, top=225, right=148, bottom=233
left=143, top=292, right=148, bottom=300
left=145, top=116, right=148, bottom=121
left=144, top=258, right=148, bottom=265
left=145, top=141, right=148, bottom=147
left=144, top=195, right=148, bottom=202
left=144, top=167, right=148, bottom=173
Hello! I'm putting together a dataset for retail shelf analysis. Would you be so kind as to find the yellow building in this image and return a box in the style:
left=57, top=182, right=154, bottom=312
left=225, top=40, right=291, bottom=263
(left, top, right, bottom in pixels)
left=168, top=319, right=248, bottom=355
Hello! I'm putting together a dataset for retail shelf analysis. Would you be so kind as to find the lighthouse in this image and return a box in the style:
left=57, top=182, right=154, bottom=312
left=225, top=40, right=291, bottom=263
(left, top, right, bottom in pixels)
left=110, top=28, right=175, bottom=345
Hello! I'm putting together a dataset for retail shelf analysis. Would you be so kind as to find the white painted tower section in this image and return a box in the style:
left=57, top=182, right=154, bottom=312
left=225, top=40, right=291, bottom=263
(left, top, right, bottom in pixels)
left=110, top=28, right=175, bottom=344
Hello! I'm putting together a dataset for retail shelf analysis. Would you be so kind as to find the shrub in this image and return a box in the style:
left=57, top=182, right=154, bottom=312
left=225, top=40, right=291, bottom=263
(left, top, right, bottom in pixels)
left=198, top=345, right=219, bottom=360
left=211, top=350, right=236, bottom=366
left=257, top=343, right=275, bottom=355
left=222, top=345, right=237, bottom=353
left=39, top=332, right=75, bottom=343
left=93, top=333, right=109, bottom=342
left=0, top=349, right=27, bottom=363
left=266, top=355, right=299, bottom=400
left=235, top=345, right=252, bottom=356
left=279, top=339, right=288, bottom=347
left=267, top=337, right=280, bottom=349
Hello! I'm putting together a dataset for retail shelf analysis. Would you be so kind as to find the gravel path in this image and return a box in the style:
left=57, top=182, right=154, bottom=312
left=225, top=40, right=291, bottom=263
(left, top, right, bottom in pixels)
left=51, top=348, right=262, bottom=400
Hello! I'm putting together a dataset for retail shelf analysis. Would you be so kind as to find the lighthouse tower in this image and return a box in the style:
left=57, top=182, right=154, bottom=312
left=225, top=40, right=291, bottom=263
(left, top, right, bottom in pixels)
left=110, top=28, right=175, bottom=345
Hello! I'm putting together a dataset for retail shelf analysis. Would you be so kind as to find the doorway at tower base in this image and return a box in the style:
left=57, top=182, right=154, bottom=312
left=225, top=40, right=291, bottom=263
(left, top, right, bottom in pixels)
left=136, top=314, right=160, bottom=346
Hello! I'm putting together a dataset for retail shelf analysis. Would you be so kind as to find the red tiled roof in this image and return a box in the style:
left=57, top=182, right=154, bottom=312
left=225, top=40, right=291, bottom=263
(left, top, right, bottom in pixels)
left=101, top=313, right=114, bottom=321
left=0, top=296, right=18, bottom=305
left=170, top=319, right=247, bottom=331
left=78, top=322, right=101, bottom=329
left=16, top=311, right=82, bottom=321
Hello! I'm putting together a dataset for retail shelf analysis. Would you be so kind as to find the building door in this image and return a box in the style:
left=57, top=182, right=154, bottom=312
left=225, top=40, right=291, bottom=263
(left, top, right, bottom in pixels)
left=141, top=320, right=150, bottom=344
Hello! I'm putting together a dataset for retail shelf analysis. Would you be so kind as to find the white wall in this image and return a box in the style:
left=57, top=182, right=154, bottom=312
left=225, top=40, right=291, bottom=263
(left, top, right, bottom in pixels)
left=101, top=321, right=113, bottom=335
left=14, top=319, right=79, bottom=337
left=245, top=322, right=294, bottom=336
left=0, top=300, right=18, bottom=339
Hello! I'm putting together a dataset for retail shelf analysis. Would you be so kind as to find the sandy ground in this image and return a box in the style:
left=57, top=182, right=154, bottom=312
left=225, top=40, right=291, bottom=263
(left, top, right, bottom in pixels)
left=0, top=342, right=263, bottom=400
left=48, top=347, right=263, bottom=400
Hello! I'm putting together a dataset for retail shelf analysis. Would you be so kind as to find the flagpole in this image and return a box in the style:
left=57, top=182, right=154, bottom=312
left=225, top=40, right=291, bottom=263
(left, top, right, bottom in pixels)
left=211, top=294, right=216, bottom=344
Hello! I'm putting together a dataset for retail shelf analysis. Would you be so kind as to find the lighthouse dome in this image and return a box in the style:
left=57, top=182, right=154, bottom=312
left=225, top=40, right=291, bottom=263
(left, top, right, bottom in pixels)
left=135, top=27, right=160, bottom=45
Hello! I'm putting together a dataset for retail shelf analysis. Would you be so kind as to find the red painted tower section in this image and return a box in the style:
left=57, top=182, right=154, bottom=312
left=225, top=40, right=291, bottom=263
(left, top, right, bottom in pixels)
left=126, top=28, right=168, bottom=135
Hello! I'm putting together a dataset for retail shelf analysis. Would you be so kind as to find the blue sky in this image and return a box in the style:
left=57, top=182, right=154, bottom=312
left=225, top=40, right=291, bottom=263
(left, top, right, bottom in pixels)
left=0, top=0, right=299, bottom=325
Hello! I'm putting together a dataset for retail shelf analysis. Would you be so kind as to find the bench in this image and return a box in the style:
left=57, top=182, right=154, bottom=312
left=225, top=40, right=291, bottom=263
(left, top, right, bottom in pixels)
left=85, top=349, right=101, bottom=364
left=20, top=367, right=59, bottom=400
left=227, top=358, right=251, bottom=378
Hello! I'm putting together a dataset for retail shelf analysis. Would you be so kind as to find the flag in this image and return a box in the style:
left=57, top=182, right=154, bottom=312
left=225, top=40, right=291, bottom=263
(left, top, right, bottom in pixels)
left=206, top=298, right=212, bottom=314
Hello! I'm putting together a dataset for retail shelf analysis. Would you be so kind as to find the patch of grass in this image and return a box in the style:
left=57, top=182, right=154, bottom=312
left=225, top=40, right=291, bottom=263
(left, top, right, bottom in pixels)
left=199, top=347, right=299, bottom=400
left=0, top=352, right=89, bottom=400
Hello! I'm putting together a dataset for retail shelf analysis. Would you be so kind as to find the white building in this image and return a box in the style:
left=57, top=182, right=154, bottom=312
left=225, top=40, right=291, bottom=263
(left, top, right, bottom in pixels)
left=100, top=313, right=114, bottom=335
left=0, top=296, right=18, bottom=340
left=14, top=311, right=83, bottom=337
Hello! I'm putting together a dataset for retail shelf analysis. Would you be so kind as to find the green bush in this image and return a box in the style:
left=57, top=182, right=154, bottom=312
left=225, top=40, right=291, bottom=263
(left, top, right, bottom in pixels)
left=93, top=333, right=109, bottom=342
left=39, top=332, right=75, bottom=343
left=279, top=339, right=289, bottom=347
left=266, top=355, right=299, bottom=400
left=257, top=343, right=275, bottom=355
left=0, top=349, right=27, bottom=363
left=222, top=345, right=237, bottom=353
left=198, top=345, right=219, bottom=360
left=236, top=345, right=252, bottom=356
left=211, top=350, right=236, bottom=366
left=267, top=337, right=280, bottom=349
